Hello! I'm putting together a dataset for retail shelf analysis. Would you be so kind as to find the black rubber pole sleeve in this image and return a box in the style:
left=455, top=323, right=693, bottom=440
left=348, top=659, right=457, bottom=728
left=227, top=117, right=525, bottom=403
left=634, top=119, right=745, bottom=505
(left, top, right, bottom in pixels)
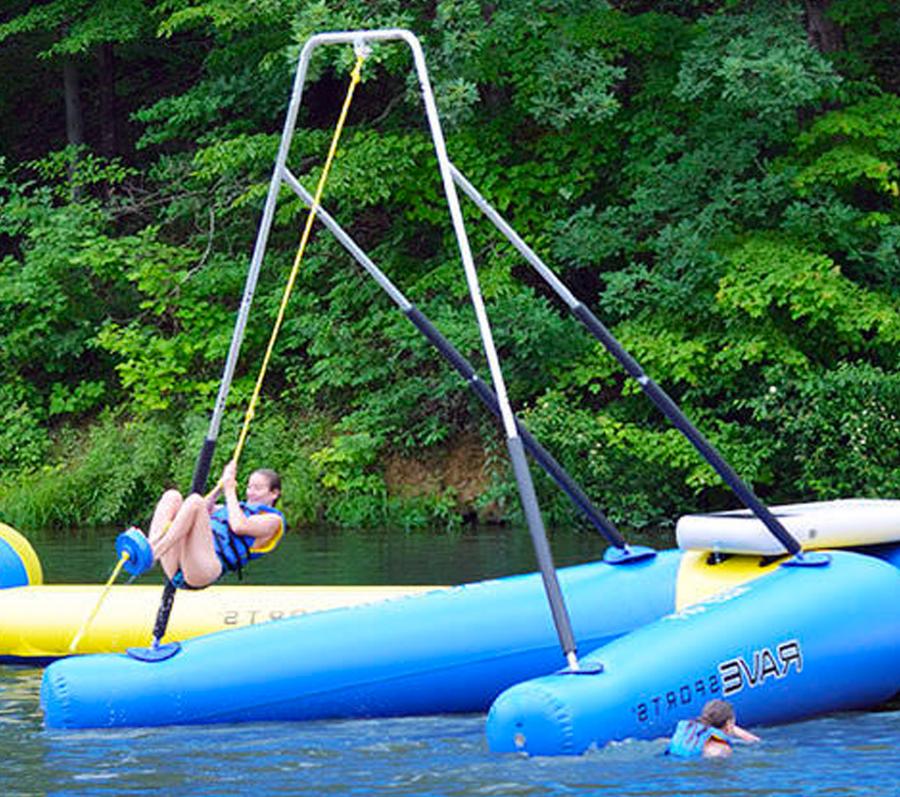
left=153, top=436, right=219, bottom=644
left=190, top=436, right=217, bottom=495
left=405, top=306, right=627, bottom=549
left=507, top=435, right=577, bottom=659
left=571, top=302, right=801, bottom=555
left=151, top=581, right=177, bottom=644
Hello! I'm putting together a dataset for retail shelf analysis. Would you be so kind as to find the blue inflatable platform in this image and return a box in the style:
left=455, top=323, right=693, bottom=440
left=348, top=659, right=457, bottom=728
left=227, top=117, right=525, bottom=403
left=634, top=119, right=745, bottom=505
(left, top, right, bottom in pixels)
left=41, top=540, right=900, bottom=734
left=42, top=552, right=683, bottom=729
left=39, top=519, right=900, bottom=741
left=486, top=548, right=900, bottom=755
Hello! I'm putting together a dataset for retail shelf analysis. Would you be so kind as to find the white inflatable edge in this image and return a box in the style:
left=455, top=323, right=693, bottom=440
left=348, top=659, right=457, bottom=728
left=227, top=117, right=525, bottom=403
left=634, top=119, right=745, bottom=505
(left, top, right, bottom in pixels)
left=676, top=498, right=900, bottom=555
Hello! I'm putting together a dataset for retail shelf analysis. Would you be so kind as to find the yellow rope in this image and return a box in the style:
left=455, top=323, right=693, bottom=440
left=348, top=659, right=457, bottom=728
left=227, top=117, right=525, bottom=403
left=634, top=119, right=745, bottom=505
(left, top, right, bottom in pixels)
left=212, top=51, right=367, bottom=494
left=67, top=52, right=366, bottom=649
left=69, top=551, right=130, bottom=653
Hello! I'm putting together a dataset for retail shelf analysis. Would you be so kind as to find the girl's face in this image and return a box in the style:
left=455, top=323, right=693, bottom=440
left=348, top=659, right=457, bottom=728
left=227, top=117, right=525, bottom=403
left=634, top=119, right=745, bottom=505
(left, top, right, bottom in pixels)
left=246, top=472, right=279, bottom=505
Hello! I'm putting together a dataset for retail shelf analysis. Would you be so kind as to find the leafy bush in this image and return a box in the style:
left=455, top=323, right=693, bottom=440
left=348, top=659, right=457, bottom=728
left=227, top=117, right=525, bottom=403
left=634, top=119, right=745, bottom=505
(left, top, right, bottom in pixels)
left=0, top=380, right=50, bottom=471
left=750, top=362, right=900, bottom=498
left=0, top=412, right=175, bottom=530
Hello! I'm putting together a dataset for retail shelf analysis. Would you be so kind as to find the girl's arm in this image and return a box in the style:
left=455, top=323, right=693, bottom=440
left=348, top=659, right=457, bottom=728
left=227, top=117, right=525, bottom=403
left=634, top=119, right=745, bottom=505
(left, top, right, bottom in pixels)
left=730, top=725, right=760, bottom=743
left=222, top=461, right=281, bottom=540
left=205, top=481, right=223, bottom=514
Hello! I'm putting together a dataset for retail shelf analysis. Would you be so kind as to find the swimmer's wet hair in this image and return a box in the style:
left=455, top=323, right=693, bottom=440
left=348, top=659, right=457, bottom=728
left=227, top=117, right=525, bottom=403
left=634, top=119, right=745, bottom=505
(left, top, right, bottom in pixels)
left=700, top=699, right=735, bottom=729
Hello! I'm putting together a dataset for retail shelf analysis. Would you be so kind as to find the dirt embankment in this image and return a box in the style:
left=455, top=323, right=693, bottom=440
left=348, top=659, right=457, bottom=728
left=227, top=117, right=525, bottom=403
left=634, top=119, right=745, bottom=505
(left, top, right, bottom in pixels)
left=383, top=433, right=502, bottom=521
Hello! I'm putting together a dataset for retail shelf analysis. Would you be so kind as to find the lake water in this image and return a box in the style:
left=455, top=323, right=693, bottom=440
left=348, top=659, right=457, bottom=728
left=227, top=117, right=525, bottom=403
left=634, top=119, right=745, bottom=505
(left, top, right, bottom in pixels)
left=1, top=525, right=898, bottom=796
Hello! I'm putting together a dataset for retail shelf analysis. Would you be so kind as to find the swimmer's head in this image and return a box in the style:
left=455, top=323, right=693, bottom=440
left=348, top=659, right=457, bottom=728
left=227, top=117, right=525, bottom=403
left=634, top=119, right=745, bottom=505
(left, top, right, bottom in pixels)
left=700, top=699, right=735, bottom=730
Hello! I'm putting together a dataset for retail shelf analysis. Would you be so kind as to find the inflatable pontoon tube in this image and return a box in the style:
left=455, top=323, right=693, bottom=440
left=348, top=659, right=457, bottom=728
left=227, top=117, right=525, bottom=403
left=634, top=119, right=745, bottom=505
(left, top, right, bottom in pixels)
left=0, top=523, right=42, bottom=588
left=486, top=549, right=900, bottom=755
left=42, top=553, right=682, bottom=729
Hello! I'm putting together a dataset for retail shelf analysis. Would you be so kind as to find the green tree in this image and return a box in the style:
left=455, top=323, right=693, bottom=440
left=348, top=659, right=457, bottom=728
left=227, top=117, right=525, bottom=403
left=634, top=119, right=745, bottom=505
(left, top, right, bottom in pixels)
left=1, top=0, right=897, bottom=529
left=0, top=0, right=155, bottom=169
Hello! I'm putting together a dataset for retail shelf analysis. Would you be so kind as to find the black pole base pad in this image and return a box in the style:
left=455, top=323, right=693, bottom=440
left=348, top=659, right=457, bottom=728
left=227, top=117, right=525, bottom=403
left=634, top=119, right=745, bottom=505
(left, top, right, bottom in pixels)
left=126, top=641, right=182, bottom=662
left=602, top=545, right=656, bottom=565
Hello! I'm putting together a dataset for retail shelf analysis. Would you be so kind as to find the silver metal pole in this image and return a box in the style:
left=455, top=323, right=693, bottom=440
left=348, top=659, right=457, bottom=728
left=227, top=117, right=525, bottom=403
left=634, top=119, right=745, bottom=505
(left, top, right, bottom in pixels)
left=289, top=29, right=580, bottom=665
left=202, top=40, right=319, bottom=443
left=282, top=168, right=411, bottom=310
left=400, top=32, right=580, bottom=667
left=449, top=163, right=805, bottom=557
left=282, top=167, right=632, bottom=550
left=449, top=165, right=579, bottom=308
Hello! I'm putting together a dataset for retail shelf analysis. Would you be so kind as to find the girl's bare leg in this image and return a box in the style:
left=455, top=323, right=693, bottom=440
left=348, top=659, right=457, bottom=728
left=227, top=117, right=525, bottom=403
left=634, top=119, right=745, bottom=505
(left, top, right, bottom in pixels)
left=153, top=494, right=222, bottom=587
left=148, top=490, right=183, bottom=547
left=178, top=516, right=223, bottom=588
left=152, top=493, right=204, bottom=575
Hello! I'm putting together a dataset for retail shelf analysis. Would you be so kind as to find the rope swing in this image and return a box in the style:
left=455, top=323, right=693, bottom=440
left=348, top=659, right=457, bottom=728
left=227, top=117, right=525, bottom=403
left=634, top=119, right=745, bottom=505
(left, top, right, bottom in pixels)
left=68, top=47, right=369, bottom=657
left=228, top=47, right=367, bottom=475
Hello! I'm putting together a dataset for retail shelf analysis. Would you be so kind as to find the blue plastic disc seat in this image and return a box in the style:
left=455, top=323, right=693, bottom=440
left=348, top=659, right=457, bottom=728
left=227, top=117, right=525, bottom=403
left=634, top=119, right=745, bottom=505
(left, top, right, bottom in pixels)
left=115, top=527, right=155, bottom=576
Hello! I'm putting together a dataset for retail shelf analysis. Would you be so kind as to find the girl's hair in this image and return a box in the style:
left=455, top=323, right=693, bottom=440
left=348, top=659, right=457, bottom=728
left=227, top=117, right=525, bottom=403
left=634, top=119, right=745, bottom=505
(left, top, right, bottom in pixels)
left=252, top=468, right=282, bottom=504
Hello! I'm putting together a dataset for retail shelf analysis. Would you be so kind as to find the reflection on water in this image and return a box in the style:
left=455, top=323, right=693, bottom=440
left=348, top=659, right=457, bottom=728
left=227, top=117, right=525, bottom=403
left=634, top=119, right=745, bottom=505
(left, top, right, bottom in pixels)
left=30, top=522, right=657, bottom=587
left=2, top=525, right=897, bottom=796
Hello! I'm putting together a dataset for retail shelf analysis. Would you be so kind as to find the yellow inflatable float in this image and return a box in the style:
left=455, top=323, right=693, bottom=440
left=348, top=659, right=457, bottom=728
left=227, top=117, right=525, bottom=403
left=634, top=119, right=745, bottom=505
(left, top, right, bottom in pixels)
left=0, top=523, right=441, bottom=663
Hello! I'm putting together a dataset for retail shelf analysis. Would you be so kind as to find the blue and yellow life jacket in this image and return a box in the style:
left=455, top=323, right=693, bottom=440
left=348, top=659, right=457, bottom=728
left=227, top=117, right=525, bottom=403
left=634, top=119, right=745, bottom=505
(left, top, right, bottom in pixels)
left=665, top=719, right=731, bottom=758
left=209, top=502, right=285, bottom=577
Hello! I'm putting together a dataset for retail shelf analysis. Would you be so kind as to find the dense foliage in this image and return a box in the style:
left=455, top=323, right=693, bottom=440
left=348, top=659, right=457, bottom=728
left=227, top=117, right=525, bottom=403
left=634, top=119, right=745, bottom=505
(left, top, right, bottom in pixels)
left=0, top=0, right=897, bottom=533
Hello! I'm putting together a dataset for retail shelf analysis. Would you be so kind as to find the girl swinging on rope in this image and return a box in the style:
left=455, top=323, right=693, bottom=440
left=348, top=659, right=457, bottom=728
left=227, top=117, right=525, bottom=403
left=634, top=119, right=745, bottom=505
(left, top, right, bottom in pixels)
left=120, top=52, right=363, bottom=592
left=141, top=461, right=285, bottom=589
